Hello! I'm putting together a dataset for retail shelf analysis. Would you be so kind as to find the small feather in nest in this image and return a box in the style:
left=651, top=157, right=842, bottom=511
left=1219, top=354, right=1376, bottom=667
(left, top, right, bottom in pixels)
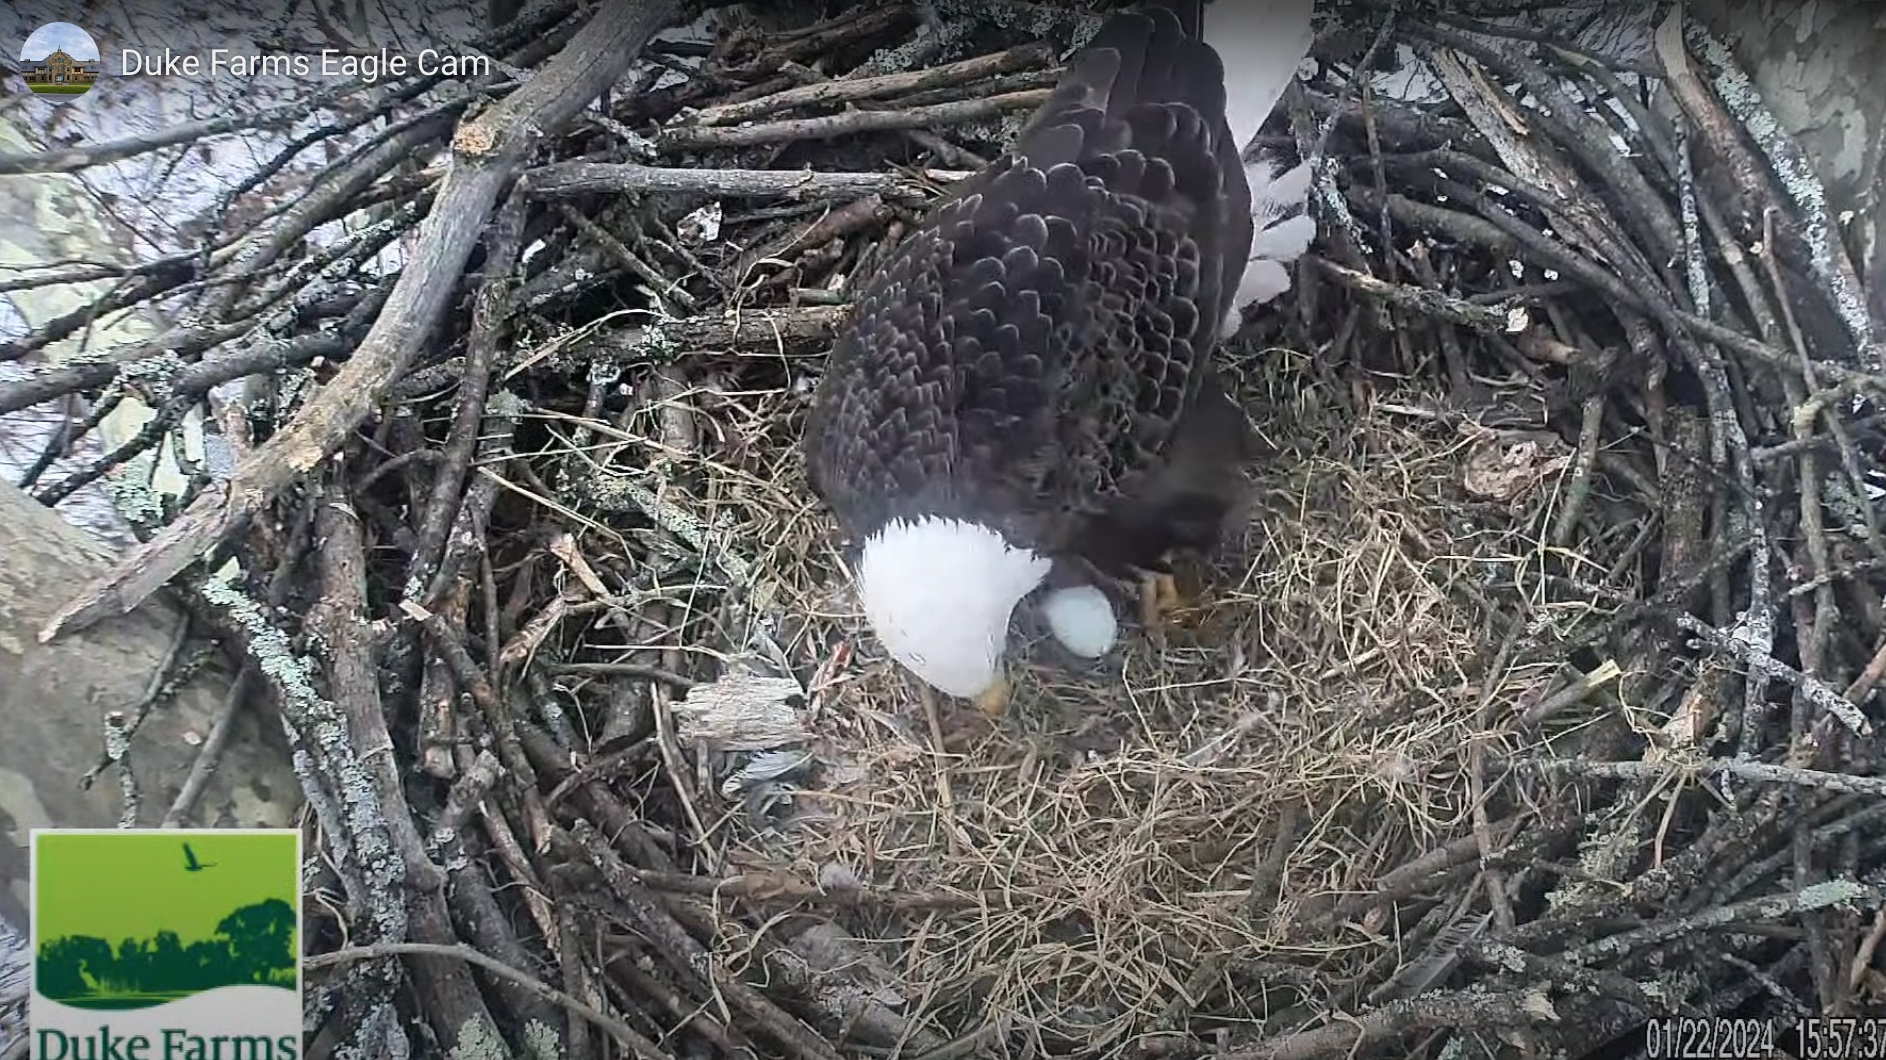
left=742, top=779, right=799, bottom=830
left=720, top=748, right=815, bottom=798
left=1369, top=910, right=1491, bottom=1003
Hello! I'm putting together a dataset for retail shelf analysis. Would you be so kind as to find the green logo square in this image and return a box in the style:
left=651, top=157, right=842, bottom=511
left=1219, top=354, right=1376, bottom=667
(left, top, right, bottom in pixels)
left=30, top=829, right=302, bottom=1059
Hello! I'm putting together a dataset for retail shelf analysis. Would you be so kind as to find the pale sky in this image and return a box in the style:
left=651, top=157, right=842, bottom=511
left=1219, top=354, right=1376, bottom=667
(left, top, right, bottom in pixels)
left=22, top=22, right=99, bottom=63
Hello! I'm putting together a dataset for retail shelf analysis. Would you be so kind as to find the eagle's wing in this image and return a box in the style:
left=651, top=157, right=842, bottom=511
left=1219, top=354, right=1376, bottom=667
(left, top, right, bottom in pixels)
left=804, top=1, right=1246, bottom=550
left=1068, top=359, right=1261, bottom=577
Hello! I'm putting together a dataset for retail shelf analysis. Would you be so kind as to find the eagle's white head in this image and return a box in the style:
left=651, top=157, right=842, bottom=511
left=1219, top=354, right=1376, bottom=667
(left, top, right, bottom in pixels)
left=856, top=516, right=1051, bottom=706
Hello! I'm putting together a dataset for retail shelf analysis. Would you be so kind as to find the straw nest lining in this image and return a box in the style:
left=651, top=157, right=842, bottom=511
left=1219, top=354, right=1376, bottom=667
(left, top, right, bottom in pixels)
left=696, top=333, right=1562, bottom=1051
left=6, top=0, right=1886, bottom=1057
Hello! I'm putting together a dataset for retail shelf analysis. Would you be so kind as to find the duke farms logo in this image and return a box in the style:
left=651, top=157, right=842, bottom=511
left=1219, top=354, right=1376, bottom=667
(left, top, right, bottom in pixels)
left=30, top=829, right=302, bottom=1059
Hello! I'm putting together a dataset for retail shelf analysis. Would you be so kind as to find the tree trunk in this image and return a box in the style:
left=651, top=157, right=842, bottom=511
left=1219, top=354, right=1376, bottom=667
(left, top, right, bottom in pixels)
left=1690, top=0, right=1886, bottom=224
left=1687, top=0, right=1886, bottom=325
left=0, top=478, right=302, bottom=933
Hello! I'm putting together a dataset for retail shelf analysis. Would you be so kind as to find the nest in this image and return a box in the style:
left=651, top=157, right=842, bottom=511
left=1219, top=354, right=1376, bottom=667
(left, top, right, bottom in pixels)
left=5, top=0, right=1886, bottom=1057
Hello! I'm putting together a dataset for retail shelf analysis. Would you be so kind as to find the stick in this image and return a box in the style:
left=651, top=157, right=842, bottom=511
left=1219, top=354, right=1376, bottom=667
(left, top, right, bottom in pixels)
left=308, top=941, right=675, bottom=1060
left=310, top=492, right=502, bottom=1053
left=1563, top=878, right=1880, bottom=965
left=526, top=161, right=970, bottom=200
left=1214, top=987, right=1549, bottom=1060
left=1672, top=613, right=1873, bottom=736
left=0, top=82, right=378, bottom=176
left=657, top=90, right=1053, bottom=150
left=691, top=42, right=1055, bottom=126
left=1677, top=11, right=1881, bottom=369
left=571, top=821, right=847, bottom=1060
left=1307, top=255, right=1514, bottom=332
left=1525, top=755, right=1886, bottom=801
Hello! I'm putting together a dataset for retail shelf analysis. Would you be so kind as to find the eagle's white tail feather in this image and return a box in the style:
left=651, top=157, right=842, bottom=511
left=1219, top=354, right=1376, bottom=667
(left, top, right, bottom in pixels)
left=1249, top=159, right=1315, bottom=263
left=1222, top=163, right=1317, bottom=336
left=1252, top=212, right=1315, bottom=262
left=1201, top=0, right=1315, bottom=154
left=857, top=517, right=1049, bottom=700
left=1227, top=261, right=1292, bottom=331
left=1252, top=159, right=1313, bottom=220
left=1205, top=1, right=1318, bottom=337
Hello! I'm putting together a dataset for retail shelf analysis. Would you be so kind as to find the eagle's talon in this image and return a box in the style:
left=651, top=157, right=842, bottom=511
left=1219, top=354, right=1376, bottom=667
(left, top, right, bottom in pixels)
left=975, top=673, right=1010, bottom=718
left=1139, top=570, right=1188, bottom=642
left=1154, top=571, right=1185, bottom=617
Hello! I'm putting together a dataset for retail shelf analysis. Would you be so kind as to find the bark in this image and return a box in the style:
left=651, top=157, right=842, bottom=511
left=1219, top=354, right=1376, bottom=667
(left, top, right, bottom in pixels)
left=1687, top=0, right=1886, bottom=326
left=0, top=113, right=172, bottom=545
left=1688, top=0, right=1886, bottom=225
left=0, top=478, right=301, bottom=933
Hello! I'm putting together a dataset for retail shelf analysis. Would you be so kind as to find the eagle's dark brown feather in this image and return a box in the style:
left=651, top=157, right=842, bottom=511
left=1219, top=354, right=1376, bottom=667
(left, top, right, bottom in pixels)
left=804, top=0, right=1261, bottom=578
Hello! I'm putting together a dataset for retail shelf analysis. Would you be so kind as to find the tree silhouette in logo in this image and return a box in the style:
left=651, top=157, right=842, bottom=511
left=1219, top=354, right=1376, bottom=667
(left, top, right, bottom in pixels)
left=36, top=898, right=298, bottom=1005
left=217, top=899, right=294, bottom=986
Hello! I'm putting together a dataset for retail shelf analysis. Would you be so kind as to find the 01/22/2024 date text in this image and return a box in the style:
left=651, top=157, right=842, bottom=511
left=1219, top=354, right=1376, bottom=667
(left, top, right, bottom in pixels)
left=1643, top=1016, right=1886, bottom=1058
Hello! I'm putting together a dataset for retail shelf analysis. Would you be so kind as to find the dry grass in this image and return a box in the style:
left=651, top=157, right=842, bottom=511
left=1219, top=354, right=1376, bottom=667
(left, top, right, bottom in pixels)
left=538, top=327, right=1617, bottom=1054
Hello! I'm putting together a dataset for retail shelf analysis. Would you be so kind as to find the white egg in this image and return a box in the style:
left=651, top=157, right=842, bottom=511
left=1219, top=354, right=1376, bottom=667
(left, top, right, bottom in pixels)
left=1040, top=584, right=1118, bottom=659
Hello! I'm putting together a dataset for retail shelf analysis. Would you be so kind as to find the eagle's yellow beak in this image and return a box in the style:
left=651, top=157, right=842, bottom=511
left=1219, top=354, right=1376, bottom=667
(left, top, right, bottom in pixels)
left=975, top=671, right=1010, bottom=718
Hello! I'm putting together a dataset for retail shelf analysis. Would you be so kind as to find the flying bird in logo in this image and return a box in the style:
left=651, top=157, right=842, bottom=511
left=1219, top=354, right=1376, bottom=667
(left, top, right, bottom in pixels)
left=181, top=842, right=216, bottom=872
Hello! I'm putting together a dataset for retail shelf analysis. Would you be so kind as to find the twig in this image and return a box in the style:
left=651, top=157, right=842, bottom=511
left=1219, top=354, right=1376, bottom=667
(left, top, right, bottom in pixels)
left=1678, top=13, right=1881, bottom=369
left=560, top=203, right=699, bottom=311
left=0, top=81, right=384, bottom=176
left=691, top=42, right=1054, bottom=126
left=1549, top=392, right=1606, bottom=548
left=1562, top=878, right=1881, bottom=965
left=407, top=187, right=525, bottom=589
left=657, top=90, right=1053, bottom=150
left=1525, top=756, right=1886, bottom=801
left=160, top=667, right=255, bottom=827
left=1215, top=987, right=1551, bottom=1060
left=399, top=596, right=553, bottom=851
left=1308, top=255, right=1513, bottom=332
left=1672, top=613, right=1873, bottom=736
left=198, top=115, right=456, bottom=323
left=311, top=488, right=503, bottom=1052
left=307, top=941, right=674, bottom=1060
left=0, top=322, right=251, bottom=415
left=570, top=820, right=846, bottom=1060
left=179, top=574, right=408, bottom=1050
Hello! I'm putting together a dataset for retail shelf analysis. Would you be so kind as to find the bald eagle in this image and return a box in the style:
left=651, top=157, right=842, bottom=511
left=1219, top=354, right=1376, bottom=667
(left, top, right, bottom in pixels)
left=802, top=0, right=1318, bottom=713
